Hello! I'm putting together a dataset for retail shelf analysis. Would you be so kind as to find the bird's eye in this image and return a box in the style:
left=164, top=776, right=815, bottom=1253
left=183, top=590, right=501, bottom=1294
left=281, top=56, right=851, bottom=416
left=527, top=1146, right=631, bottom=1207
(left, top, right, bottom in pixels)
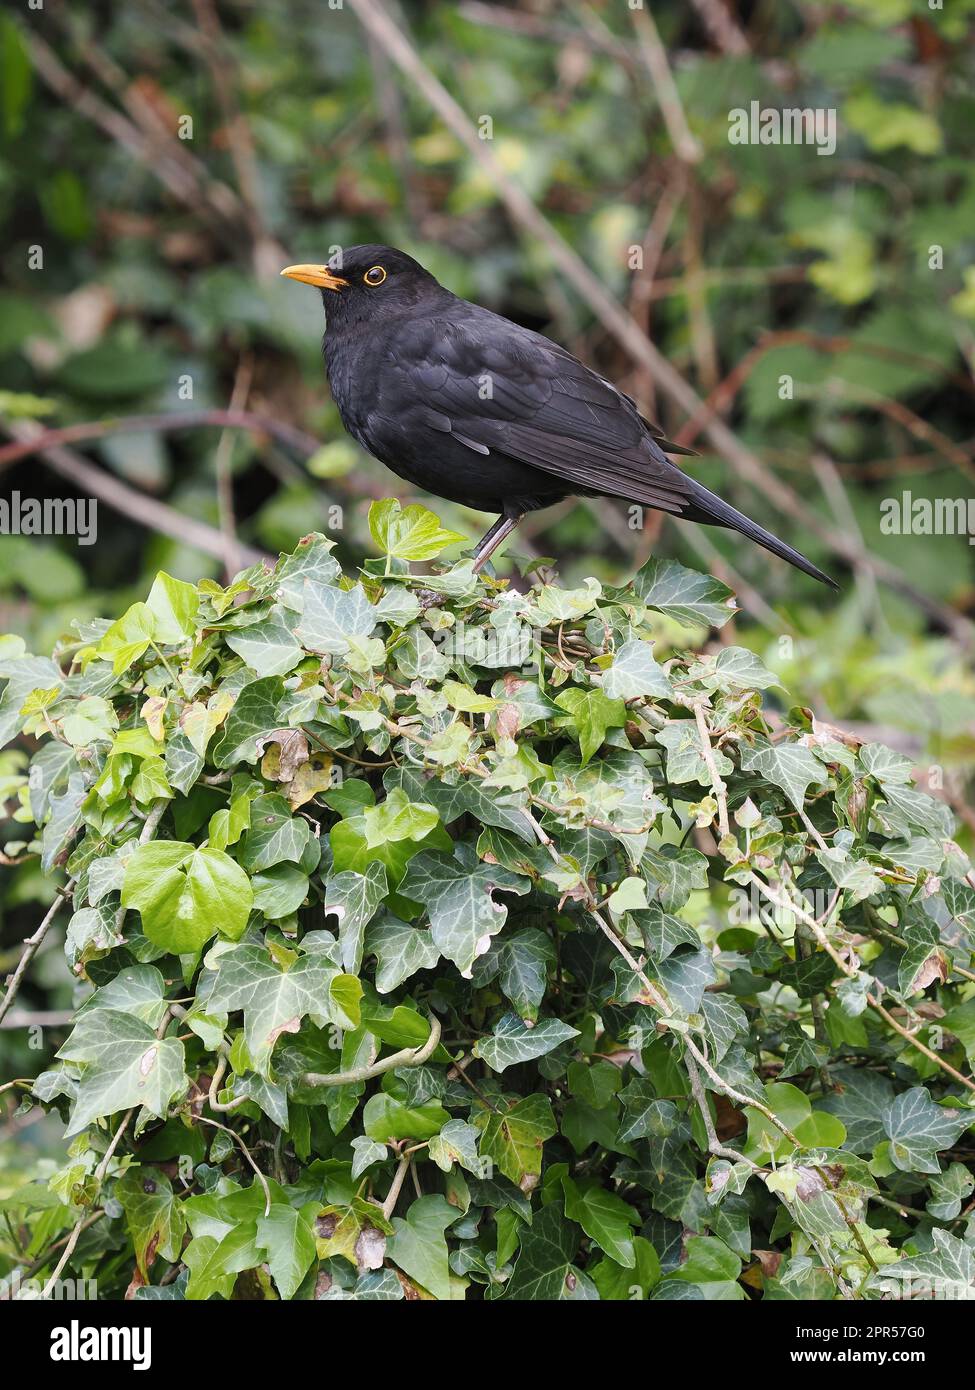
left=364, top=266, right=386, bottom=286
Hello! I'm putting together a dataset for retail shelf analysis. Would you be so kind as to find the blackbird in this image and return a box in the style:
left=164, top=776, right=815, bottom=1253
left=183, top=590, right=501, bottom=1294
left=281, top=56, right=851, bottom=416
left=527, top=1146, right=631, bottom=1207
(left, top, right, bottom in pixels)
left=282, top=245, right=836, bottom=587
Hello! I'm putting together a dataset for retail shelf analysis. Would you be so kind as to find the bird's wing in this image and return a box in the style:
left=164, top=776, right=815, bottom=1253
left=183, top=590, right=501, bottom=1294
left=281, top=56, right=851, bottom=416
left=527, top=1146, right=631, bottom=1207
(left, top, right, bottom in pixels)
left=379, top=309, right=696, bottom=514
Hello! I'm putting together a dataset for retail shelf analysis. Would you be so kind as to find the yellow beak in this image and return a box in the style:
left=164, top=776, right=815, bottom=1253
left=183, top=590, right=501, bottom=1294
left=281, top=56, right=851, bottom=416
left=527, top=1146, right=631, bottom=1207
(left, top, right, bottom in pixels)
left=280, top=264, right=349, bottom=291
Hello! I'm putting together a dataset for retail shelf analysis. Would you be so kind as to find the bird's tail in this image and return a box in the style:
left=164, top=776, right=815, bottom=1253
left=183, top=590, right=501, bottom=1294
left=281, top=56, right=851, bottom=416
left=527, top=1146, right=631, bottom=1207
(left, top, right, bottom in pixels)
left=681, top=476, right=838, bottom=589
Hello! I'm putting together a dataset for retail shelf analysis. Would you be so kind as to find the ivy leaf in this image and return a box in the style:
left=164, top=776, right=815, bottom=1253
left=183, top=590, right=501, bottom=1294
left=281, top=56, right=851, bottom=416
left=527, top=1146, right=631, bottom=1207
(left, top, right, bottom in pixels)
left=641, top=846, right=709, bottom=912
left=502, top=1203, right=597, bottom=1300
left=740, top=737, right=828, bottom=811
left=926, top=1162, right=975, bottom=1221
left=251, top=863, right=309, bottom=920
left=96, top=602, right=155, bottom=676
left=562, top=1175, right=640, bottom=1267
left=146, top=572, right=199, bottom=644
left=819, top=1065, right=895, bottom=1153
left=669, top=1235, right=744, bottom=1299
left=226, top=609, right=302, bottom=677
left=362, top=786, right=439, bottom=849
left=601, top=639, right=672, bottom=699
left=295, top=579, right=376, bottom=655
left=882, top=1087, right=970, bottom=1174
left=386, top=1194, right=462, bottom=1299
left=553, top=687, right=626, bottom=766
left=363, top=1093, right=450, bottom=1143
left=210, top=678, right=286, bottom=767
left=318, top=864, right=386, bottom=973
left=117, top=1167, right=187, bottom=1279
left=473, top=1093, right=557, bottom=1191
left=897, top=919, right=949, bottom=996
left=631, top=557, right=737, bottom=628
left=428, top=1120, right=484, bottom=1175
left=205, top=943, right=362, bottom=1076
left=591, top=1236, right=660, bottom=1300
left=239, top=793, right=314, bottom=871
left=183, top=1231, right=255, bottom=1301
left=57, top=1010, right=187, bottom=1135
left=122, top=841, right=253, bottom=954
left=256, top=1201, right=319, bottom=1299
left=275, top=533, right=341, bottom=607
left=873, top=1229, right=974, bottom=1300
left=473, top=1013, right=579, bottom=1072
left=494, top=929, right=553, bottom=1023
left=618, top=1082, right=678, bottom=1144
left=656, top=720, right=733, bottom=787
left=365, top=913, right=440, bottom=993
left=77, top=964, right=168, bottom=1027
left=369, top=499, right=465, bottom=561
left=400, top=848, right=530, bottom=977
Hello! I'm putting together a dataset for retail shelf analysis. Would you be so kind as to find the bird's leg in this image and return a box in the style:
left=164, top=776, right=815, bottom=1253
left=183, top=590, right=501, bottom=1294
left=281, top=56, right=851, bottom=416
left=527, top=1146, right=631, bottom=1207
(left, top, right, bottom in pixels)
left=472, top=513, right=522, bottom=573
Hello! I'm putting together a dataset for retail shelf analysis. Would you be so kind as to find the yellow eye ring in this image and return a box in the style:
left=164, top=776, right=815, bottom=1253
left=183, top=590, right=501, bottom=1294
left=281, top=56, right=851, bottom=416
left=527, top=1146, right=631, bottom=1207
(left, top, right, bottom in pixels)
left=364, top=266, right=386, bottom=286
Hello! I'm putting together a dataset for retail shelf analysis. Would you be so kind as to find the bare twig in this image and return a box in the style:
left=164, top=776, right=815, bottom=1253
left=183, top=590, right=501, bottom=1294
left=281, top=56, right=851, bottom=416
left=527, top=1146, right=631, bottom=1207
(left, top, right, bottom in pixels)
left=0, top=884, right=74, bottom=1028
left=214, top=355, right=254, bottom=580
left=0, top=420, right=268, bottom=569
left=630, top=5, right=702, bottom=164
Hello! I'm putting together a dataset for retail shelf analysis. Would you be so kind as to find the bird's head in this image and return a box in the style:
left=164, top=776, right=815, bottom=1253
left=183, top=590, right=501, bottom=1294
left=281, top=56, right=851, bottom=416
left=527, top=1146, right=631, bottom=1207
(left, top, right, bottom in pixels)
left=280, top=244, right=444, bottom=326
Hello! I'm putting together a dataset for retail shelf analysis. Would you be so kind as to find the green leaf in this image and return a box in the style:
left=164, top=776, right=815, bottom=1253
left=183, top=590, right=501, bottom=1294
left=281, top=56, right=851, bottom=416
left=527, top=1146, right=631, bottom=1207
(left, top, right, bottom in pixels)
left=428, top=1120, right=484, bottom=1175
left=883, top=1087, right=970, bottom=1174
left=473, top=1093, right=557, bottom=1191
left=562, top=1176, right=639, bottom=1267
left=670, top=1235, right=744, bottom=1299
left=400, top=848, right=530, bottom=977
left=740, top=737, right=828, bottom=811
left=226, top=608, right=302, bottom=677
left=256, top=1201, right=319, bottom=1299
left=369, top=499, right=465, bottom=561
left=631, top=557, right=737, bottom=628
left=117, top=1167, right=187, bottom=1279
left=365, top=913, right=439, bottom=993
left=211, top=678, right=286, bottom=767
left=122, top=841, right=253, bottom=954
left=553, top=687, right=626, bottom=766
left=494, top=929, right=553, bottom=1023
left=473, top=1013, right=579, bottom=1072
left=602, top=639, right=672, bottom=699
left=295, top=580, right=376, bottom=655
left=239, top=792, right=314, bottom=871
left=205, top=942, right=361, bottom=1075
left=57, top=1010, right=187, bottom=1135
left=386, top=1194, right=462, bottom=1299
left=502, top=1203, right=597, bottom=1300
left=591, top=1236, right=660, bottom=1300
left=146, top=572, right=199, bottom=644
left=926, top=1162, right=975, bottom=1221
left=872, top=1229, right=974, bottom=1300
left=96, top=602, right=155, bottom=676
left=362, top=1093, right=450, bottom=1143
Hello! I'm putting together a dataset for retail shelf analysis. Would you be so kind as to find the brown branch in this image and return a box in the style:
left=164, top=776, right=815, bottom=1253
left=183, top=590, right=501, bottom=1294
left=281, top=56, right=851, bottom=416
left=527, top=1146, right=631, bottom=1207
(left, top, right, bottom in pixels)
left=0, top=419, right=269, bottom=569
left=0, top=409, right=320, bottom=472
left=0, top=884, right=74, bottom=1028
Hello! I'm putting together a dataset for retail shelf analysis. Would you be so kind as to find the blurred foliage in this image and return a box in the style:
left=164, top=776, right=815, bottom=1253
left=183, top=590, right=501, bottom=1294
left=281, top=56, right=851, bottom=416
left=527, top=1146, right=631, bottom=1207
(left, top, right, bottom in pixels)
left=0, top=0, right=973, bottom=1199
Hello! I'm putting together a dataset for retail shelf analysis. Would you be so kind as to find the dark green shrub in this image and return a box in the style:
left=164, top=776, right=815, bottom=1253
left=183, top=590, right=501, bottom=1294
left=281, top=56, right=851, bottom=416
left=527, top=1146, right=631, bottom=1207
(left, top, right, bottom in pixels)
left=2, top=502, right=973, bottom=1301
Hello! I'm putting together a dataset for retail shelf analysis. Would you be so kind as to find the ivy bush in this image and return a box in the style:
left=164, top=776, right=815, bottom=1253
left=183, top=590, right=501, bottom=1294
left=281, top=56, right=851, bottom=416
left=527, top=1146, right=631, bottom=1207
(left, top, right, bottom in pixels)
left=2, top=501, right=974, bottom=1302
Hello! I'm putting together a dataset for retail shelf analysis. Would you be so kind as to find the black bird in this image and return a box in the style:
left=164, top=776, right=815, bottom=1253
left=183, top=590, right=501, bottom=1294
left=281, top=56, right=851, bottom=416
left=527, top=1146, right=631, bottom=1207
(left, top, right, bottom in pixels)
left=282, top=245, right=836, bottom=587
